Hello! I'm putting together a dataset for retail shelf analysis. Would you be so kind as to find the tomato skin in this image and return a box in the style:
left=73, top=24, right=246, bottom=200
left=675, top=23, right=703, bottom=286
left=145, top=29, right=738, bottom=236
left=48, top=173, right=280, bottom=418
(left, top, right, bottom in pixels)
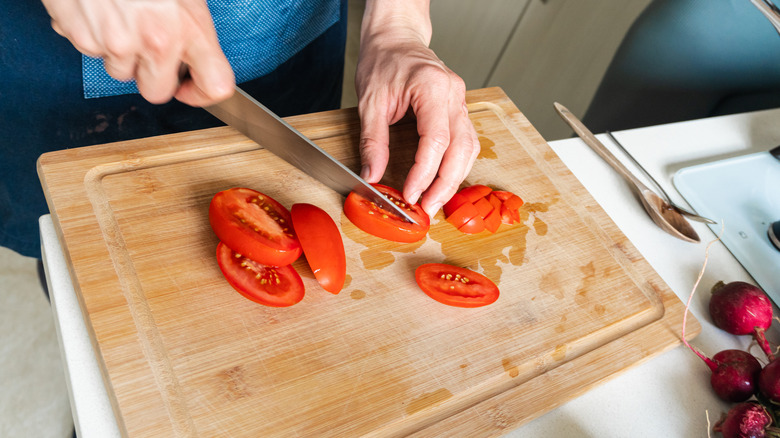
left=291, top=203, right=346, bottom=294
left=483, top=208, right=501, bottom=233
left=216, top=242, right=304, bottom=307
left=458, top=184, right=492, bottom=203
left=443, top=193, right=469, bottom=218
left=415, top=263, right=500, bottom=308
left=344, top=183, right=430, bottom=243
left=458, top=215, right=485, bottom=234
left=445, top=201, right=479, bottom=229
left=209, top=188, right=301, bottom=266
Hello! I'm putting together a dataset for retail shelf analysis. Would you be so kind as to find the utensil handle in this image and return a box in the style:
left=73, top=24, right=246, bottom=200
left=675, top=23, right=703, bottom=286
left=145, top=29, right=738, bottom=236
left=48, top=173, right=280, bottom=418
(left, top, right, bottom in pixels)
left=554, top=103, right=650, bottom=192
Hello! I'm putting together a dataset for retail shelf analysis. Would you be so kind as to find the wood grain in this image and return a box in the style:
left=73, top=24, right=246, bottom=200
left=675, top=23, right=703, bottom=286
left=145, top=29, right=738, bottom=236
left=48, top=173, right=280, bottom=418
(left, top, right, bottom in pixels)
left=38, top=88, right=698, bottom=437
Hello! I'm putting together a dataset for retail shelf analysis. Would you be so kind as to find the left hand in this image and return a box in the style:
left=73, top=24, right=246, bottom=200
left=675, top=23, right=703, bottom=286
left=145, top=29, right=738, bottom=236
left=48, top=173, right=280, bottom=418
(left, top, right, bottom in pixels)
left=355, top=1, right=480, bottom=218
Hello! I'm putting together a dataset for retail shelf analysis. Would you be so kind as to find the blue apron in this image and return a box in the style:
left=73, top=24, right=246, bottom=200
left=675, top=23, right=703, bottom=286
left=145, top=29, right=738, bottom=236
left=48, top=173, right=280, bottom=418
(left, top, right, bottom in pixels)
left=83, top=0, right=340, bottom=98
left=0, top=0, right=346, bottom=258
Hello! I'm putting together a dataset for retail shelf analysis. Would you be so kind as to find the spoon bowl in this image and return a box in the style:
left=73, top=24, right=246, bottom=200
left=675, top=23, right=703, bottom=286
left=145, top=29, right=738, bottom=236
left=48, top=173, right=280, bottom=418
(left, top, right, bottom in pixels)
left=554, top=103, right=701, bottom=243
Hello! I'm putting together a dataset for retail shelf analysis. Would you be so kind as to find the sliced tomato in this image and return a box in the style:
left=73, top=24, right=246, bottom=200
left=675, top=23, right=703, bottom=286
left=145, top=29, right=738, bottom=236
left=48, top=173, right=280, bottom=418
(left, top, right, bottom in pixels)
left=492, top=190, right=514, bottom=202
left=486, top=192, right=502, bottom=211
left=445, top=201, right=480, bottom=229
left=209, top=188, right=301, bottom=266
left=443, top=193, right=469, bottom=218
left=216, top=242, right=304, bottom=307
left=291, top=203, right=346, bottom=294
left=458, top=184, right=492, bottom=203
left=500, top=204, right=515, bottom=225
left=483, top=208, right=501, bottom=233
left=458, top=215, right=485, bottom=234
left=415, top=263, right=500, bottom=308
left=473, top=197, right=493, bottom=218
left=344, top=183, right=430, bottom=243
left=503, top=193, right=525, bottom=211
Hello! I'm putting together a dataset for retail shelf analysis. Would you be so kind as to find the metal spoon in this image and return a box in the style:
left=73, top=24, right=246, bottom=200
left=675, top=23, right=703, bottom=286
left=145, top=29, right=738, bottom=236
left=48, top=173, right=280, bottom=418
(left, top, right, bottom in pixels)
left=605, top=131, right=717, bottom=224
left=554, top=103, right=700, bottom=243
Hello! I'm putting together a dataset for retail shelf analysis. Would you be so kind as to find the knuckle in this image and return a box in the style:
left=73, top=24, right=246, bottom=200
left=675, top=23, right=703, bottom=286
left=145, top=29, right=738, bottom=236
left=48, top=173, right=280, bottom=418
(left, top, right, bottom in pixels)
left=424, top=132, right=451, bottom=154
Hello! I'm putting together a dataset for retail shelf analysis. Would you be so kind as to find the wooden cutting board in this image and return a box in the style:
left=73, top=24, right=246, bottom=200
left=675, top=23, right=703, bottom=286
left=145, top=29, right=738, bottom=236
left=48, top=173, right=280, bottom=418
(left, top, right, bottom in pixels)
left=38, top=87, right=698, bottom=437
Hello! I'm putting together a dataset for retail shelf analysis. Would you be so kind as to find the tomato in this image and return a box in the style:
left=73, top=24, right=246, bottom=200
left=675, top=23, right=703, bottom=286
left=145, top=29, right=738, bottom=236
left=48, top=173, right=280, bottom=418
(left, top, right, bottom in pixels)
left=415, top=263, right=500, bottom=308
left=483, top=208, right=501, bottom=233
left=291, top=203, right=346, bottom=294
left=503, top=193, right=525, bottom=211
left=209, top=188, right=301, bottom=266
left=458, top=184, right=492, bottom=203
left=216, top=242, right=304, bottom=307
left=442, top=193, right=469, bottom=218
left=458, top=215, right=485, bottom=234
left=445, top=201, right=480, bottom=229
left=344, top=183, right=430, bottom=243
left=473, top=197, right=493, bottom=218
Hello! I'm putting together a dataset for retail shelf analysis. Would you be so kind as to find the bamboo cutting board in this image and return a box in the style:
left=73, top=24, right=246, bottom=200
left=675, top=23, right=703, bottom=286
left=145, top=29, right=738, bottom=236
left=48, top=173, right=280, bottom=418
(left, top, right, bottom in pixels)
left=38, top=88, right=698, bottom=437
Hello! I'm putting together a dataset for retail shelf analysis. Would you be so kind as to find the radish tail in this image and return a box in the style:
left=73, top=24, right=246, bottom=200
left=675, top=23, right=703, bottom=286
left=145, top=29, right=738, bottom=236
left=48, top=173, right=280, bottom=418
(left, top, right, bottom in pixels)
left=755, top=327, right=776, bottom=362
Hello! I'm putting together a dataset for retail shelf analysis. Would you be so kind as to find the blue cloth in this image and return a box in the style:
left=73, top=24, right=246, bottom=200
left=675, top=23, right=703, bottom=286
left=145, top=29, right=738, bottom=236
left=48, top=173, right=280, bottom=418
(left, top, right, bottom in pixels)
left=0, top=0, right=347, bottom=259
left=83, top=0, right=340, bottom=98
left=583, top=0, right=780, bottom=132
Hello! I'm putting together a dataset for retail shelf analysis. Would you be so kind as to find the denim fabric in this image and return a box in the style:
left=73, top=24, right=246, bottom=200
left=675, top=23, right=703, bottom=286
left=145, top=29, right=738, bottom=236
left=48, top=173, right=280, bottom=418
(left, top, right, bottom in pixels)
left=83, top=0, right=341, bottom=98
left=0, top=0, right=347, bottom=258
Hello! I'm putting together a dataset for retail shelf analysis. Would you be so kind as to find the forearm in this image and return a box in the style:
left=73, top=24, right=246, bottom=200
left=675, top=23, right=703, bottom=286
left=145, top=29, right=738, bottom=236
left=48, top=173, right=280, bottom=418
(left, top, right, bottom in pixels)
left=361, top=0, right=432, bottom=49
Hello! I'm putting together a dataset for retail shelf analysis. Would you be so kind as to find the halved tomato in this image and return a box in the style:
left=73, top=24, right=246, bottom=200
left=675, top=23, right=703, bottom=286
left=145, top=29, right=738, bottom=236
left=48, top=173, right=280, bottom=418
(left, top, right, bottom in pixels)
left=291, top=203, right=346, bottom=294
left=216, top=242, right=304, bottom=307
left=445, top=201, right=480, bottom=229
left=458, top=214, right=485, bottom=234
left=344, top=183, right=430, bottom=243
left=458, top=184, right=492, bottom=203
left=415, top=263, right=500, bottom=308
left=209, top=188, right=301, bottom=266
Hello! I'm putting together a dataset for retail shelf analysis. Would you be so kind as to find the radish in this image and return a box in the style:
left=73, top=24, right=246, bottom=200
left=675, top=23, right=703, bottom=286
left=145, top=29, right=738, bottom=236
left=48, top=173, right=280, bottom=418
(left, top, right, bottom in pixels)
left=713, top=402, right=778, bottom=438
left=682, top=346, right=761, bottom=402
left=760, top=357, right=780, bottom=403
left=710, top=281, right=775, bottom=361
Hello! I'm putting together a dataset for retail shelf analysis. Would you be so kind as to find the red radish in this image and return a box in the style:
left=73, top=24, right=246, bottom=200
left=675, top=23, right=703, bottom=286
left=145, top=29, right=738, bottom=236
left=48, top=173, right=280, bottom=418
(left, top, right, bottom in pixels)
left=713, top=402, right=778, bottom=438
left=759, top=357, right=780, bottom=403
left=681, top=234, right=761, bottom=402
left=710, top=281, right=775, bottom=361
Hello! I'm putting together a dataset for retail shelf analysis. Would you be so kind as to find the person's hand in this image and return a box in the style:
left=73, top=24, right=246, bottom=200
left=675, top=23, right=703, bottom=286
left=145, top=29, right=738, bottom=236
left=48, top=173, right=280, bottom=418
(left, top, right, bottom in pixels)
left=41, top=0, right=234, bottom=106
left=356, top=0, right=480, bottom=218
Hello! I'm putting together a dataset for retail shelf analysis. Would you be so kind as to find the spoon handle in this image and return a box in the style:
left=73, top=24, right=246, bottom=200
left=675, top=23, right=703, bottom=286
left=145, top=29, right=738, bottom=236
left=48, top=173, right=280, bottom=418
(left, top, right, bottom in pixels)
left=553, top=103, right=650, bottom=193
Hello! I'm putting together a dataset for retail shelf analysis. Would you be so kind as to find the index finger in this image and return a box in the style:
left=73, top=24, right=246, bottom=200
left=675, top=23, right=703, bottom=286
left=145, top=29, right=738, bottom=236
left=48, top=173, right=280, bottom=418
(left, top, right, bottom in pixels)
left=175, top=35, right=234, bottom=107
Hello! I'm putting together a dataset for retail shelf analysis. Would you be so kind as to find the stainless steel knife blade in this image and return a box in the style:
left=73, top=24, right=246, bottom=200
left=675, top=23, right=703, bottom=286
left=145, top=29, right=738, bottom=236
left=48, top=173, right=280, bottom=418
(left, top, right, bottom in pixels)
left=205, top=87, right=417, bottom=224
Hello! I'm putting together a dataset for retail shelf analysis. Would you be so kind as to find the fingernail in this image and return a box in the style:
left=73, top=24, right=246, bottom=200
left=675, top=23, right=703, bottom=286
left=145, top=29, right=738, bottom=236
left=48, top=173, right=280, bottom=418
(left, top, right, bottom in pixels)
left=427, top=202, right=443, bottom=218
left=408, top=191, right=422, bottom=205
left=360, top=165, right=371, bottom=180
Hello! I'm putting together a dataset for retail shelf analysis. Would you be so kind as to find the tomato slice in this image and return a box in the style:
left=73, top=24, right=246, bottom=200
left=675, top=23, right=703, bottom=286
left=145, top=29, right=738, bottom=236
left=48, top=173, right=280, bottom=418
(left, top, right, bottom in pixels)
left=344, top=183, right=430, bottom=243
left=216, top=242, right=304, bottom=307
left=458, top=184, right=493, bottom=203
left=503, top=193, right=525, bottom=211
left=209, top=188, right=301, bottom=266
left=458, top=214, right=485, bottom=234
left=500, top=204, right=515, bottom=225
left=291, top=203, right=346, bottom=294
left=443, top=193, right=469, bottom=218
left=473, top=197, right=494, bottom=218
left=445, top=201, right=480, bottom=229
left=415, top=263, right=499, bottom=308
left=483, top=208, right=501, bottom=233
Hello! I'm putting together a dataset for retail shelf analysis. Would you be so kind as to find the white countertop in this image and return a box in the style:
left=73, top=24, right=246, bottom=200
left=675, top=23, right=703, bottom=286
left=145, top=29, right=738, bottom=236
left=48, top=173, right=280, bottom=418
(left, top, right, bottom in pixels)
left=40, top=107, right=780, bottom=437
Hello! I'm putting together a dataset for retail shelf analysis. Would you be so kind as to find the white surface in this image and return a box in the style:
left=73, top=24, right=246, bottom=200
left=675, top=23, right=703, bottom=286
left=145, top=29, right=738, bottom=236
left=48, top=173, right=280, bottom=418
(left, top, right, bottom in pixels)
left=40, top=107, right=780, bottom=437
left=675, top=152, right=780, bottom=302
left=40, top=216, right=121, bottom=438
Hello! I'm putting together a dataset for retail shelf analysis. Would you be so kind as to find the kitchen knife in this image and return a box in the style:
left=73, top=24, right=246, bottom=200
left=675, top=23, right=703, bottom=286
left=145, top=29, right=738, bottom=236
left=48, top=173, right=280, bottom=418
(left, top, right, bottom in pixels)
left=205, top=87, right=417, bottom=224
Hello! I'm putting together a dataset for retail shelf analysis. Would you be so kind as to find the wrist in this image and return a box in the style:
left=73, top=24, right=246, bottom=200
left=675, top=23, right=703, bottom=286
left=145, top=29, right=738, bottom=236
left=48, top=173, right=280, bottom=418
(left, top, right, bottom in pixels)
left=361, top=0, right=432, bottom=49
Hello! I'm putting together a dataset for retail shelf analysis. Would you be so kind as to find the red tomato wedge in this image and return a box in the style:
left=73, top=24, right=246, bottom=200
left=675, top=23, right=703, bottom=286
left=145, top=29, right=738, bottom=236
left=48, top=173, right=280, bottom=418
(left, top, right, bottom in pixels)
left=415, top=263, right=500, bottom=308
left=442, top=185, right=524, bottom=234
left=458, top=184, right=492, bottom=203
left=209, top=188, right=301, bottom=266
left=445, top=201, right=480, bottom=229
left=216, top=242, right=304, bottom=307
left=291, top=203, right=346, bottom=294
left=344, top=183, right=430, bottom=243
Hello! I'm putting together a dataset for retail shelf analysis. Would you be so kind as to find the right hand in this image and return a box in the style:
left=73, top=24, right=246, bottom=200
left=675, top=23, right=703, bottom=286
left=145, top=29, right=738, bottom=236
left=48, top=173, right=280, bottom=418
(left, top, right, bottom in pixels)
left=41, top=0, right=235, bottom=106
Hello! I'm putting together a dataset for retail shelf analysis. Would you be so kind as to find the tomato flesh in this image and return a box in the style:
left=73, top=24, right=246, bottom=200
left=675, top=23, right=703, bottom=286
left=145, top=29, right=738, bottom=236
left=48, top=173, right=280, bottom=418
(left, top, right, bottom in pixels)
left=344, top=183, right=430, bottom=243
left=415, top=263, right=500, bottom=308
left=216, top=242, right=304, bottom=307
left=291, top=203, right=346, bottom=294
left=442, top=185, right=524, bottom=234
left=209, top=188, right=301, bottom=266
